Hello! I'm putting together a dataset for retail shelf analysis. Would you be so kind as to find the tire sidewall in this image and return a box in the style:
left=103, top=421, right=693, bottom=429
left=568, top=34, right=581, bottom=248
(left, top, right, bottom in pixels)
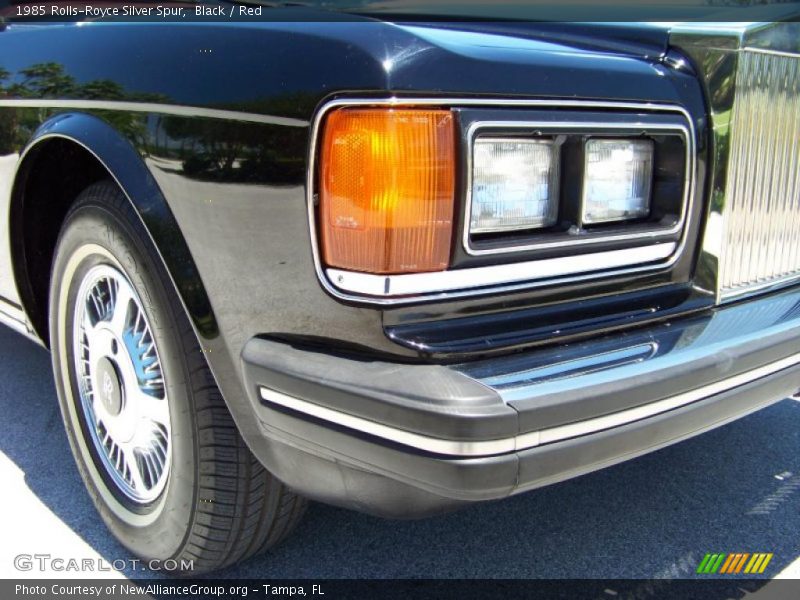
left=50, top=199, right=198, bottom=560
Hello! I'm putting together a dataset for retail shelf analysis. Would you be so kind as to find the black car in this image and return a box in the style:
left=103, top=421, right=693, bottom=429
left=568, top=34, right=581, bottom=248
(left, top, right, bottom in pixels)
left=1, top=3, right=799, bottom=574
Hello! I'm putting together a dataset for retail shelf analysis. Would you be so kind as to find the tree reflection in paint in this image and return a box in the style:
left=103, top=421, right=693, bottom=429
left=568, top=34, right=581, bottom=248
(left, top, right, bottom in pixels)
left=0, top=62, right=310, bottom=185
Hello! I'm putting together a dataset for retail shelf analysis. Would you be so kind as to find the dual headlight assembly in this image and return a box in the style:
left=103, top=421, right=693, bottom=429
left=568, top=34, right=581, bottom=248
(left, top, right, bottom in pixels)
left=314, top=104, right=691, bottom=297
left=471, top=137, right=653, bottom=233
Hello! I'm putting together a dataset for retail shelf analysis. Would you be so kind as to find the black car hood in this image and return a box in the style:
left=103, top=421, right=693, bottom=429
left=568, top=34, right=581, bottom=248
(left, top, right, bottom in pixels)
left=381, top=21, right=674, bottom=61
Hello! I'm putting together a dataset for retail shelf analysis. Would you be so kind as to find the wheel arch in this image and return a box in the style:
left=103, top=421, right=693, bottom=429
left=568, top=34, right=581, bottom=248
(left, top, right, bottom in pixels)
left=10, top=111, right=219, bottom=345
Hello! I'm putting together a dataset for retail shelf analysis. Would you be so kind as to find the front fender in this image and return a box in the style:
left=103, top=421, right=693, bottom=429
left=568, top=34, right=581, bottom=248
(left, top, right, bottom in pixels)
left=11, top=111, right=218, bottom=340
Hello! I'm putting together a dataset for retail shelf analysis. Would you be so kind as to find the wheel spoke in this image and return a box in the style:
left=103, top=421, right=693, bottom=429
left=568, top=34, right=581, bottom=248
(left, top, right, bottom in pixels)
left=133, top=387, right=170, bottom=427
left=82, top=305, right=112, bottom=360
left=144, top=452, right=158, bottom=488
left=91, top=395, right=106, bottom=425
left=120, top=443, right=147, bottom=492
left=109, top=281, right=134, bottom=338
left=82, top=305, right=96, bottom=333
left=89, top=289, right=104, bottom=321
left=150, top=440, right=166, bottom=472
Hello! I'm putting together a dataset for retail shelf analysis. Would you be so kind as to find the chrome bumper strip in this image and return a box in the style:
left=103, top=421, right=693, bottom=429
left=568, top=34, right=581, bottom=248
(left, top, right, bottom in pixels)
left=327, top=243, right=675, bottom=297
left=260, top=386, right=518, bottom=457
left=259, top=351, right=800, bottom=458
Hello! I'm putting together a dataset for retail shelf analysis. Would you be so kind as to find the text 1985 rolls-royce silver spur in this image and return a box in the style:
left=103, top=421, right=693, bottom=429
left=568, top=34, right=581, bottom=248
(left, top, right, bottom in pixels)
left=0, top=3, right=799, bottom=573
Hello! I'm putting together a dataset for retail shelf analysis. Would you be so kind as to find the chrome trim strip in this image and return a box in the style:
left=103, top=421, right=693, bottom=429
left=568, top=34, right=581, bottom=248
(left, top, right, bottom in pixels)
left=480, top=343, right=658, bottom=390
left=0, top=298, right=40, bottom=344
left=0, top=308, right=30, bottom=338
left=307, top=97, right=697, bottom=304
left=326, top=243, right=675, bottom=297
left=259, top=387, right=519, bottom=457
left=259, top=351, right=800, bottom=457
left=0, top=296, right=27, bottom=323
left=527, top=351, right=800, bottom=447
left=463, top=120, right=692, bottom=256
left=742, top=47, right=800, bottom=59
left=0, top=99, right=308, bottom=128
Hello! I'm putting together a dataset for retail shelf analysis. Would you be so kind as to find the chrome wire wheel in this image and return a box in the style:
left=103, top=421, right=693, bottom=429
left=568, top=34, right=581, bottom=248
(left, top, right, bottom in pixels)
left=51, top=184, right=306, bottom=570
left=72, top=263, right=171, bottom=504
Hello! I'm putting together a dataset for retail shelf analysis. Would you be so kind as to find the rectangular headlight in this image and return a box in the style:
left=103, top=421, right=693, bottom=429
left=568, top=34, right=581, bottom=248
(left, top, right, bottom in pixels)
left=470, top=138, right=559, bottom=234
left=582, top=139, right=653, bottom=224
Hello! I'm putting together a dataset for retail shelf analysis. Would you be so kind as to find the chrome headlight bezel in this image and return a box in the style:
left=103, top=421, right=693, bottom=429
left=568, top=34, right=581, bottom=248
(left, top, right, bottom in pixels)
left=307, top=98, right=696, bottom=303
left=462, top=111, right=691, bottom=261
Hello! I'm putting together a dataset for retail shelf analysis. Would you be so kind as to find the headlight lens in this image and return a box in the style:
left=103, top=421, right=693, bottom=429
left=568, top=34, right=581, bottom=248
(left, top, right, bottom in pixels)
left=582, top=139, right=654, bottom=224
left=470, top=138, right=559, bottom=234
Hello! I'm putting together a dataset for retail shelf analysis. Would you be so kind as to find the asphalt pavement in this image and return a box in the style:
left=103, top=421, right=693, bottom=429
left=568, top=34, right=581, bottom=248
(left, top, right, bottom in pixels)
left=0, top=324, right=798, bottom=582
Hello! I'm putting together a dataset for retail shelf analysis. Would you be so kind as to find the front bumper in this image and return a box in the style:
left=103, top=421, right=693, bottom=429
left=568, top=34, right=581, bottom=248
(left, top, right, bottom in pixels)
left=240, top=286, right=800, bottom=517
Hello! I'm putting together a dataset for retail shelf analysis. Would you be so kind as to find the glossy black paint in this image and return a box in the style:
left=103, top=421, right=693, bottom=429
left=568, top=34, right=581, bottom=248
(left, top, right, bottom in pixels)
left=10, top=112, right=219, bottom=339
left=0, top=17, right=711, bottom=438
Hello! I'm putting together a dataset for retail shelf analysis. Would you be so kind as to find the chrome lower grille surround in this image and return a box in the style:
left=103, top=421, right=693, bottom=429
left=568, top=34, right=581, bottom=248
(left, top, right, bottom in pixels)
left=719, top=50, right=800, bottom=298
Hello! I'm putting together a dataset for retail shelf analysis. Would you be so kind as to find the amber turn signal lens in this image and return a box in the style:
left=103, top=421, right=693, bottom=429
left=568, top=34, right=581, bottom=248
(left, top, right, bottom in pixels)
left=319, top=108, right=455, bottom=274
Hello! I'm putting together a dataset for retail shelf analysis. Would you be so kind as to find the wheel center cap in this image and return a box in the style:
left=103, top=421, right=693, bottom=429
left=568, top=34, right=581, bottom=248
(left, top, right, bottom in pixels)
left=95, top=357, right=123, bottom=416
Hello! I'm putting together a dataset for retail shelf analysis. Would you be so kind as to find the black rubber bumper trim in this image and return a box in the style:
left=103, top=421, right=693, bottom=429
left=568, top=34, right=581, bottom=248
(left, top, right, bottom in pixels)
left=241, top=337, right=516, bottom=442
left=244, top=354, right=797, bottom=516
left=245, top=286, right=800, bottom=454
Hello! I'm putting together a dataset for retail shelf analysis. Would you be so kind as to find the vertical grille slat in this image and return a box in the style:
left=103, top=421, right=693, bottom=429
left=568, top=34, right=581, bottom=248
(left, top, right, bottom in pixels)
left=788, top=83, right=800, bottom=275
left=719, top=50, right=800, bottom=297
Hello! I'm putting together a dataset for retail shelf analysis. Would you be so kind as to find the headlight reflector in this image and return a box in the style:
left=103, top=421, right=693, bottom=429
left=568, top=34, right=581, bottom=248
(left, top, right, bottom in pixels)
left=470, top=139, right=559, bottom=234
left=582, top=139, right=654, bottom=224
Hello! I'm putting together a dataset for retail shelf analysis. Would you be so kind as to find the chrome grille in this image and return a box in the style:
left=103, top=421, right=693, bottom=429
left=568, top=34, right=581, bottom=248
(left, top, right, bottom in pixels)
left=719, top=50, right=800, bottom=298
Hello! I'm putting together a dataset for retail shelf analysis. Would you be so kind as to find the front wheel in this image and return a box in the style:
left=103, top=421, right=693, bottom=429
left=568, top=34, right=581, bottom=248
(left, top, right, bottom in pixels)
left=49, top=181, right=306, bottom=573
